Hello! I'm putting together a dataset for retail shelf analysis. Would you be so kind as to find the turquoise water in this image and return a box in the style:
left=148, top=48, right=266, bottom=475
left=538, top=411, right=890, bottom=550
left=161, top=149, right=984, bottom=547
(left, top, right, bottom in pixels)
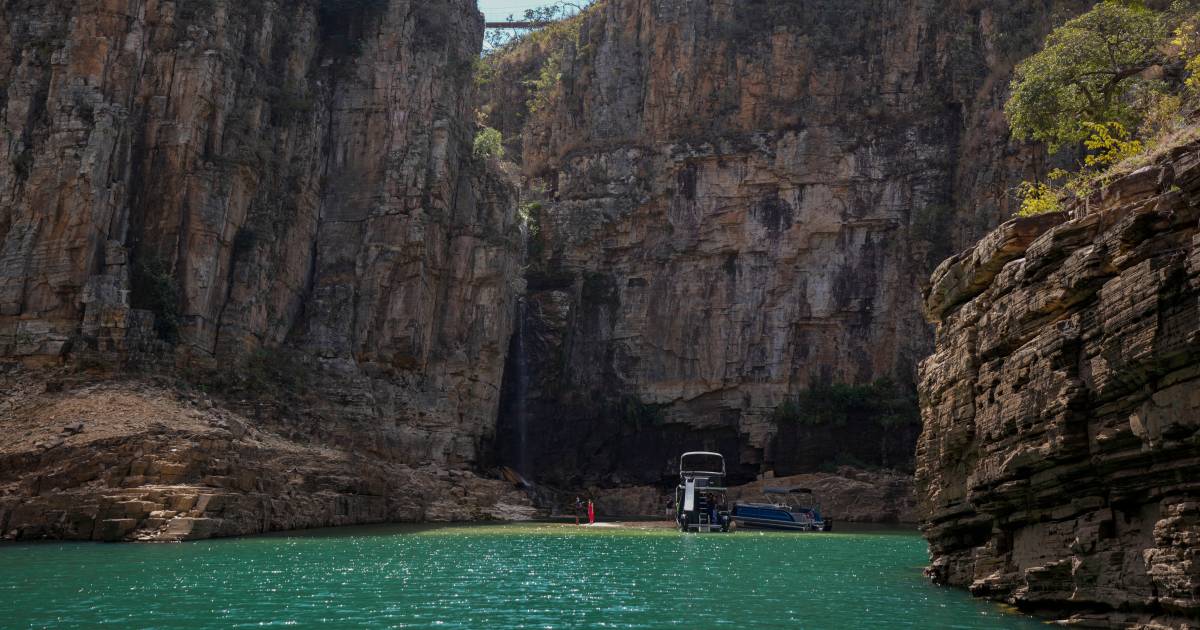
left=0, top=523, right=1040, bottom=629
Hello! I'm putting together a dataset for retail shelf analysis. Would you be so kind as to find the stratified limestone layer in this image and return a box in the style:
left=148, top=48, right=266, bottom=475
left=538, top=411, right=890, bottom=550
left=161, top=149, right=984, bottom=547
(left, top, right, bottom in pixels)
left=0, top=366, right=535, bottom=542
left=917, top=143, right=1200, bottom=627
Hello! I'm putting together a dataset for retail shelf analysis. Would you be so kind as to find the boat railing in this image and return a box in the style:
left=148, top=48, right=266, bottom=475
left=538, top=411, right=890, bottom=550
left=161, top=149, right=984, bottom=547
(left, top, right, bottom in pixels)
left=759, top=488, right=820, bottom=512
left=680, top=470, right=725, bottom=477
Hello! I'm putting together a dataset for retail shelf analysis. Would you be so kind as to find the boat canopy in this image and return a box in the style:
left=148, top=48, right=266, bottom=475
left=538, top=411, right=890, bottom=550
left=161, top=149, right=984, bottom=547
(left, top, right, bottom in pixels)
left=763, top=487, right=813, bottom=495
left=679, top=451, right=726, bottom=476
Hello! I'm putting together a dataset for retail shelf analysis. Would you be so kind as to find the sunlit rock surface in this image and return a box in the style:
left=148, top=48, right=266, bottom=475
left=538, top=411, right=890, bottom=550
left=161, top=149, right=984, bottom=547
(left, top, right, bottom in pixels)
left=0, top=0, right=524, bottom=538
left=917, top=144, right=1200, bottom=627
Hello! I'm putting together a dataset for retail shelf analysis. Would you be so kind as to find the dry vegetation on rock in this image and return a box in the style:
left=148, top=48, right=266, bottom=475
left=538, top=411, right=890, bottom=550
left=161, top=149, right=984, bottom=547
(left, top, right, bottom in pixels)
left=918, top=136, right=1200, bottom=627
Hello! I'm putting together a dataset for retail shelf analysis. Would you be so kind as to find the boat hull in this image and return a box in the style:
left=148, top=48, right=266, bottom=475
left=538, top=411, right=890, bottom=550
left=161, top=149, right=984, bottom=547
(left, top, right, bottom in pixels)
left=733, top=515, right=831, bottom=531
left=732, top=504, right=832, bottom=532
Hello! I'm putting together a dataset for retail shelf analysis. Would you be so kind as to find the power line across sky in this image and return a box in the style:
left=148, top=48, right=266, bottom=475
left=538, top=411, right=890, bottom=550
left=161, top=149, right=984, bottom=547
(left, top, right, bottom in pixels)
left=478, top=0, right=562, bottom=22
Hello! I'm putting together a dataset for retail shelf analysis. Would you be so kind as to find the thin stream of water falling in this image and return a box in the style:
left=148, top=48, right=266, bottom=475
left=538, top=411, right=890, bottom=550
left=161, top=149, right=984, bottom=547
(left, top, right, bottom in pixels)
left=513, top=296, right=531, bottom=478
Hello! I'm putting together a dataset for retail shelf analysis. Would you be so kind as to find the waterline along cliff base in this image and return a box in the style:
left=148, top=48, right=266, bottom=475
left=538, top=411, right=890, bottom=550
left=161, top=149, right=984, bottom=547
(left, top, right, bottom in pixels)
left=918, top=146, right=1200, bottom=627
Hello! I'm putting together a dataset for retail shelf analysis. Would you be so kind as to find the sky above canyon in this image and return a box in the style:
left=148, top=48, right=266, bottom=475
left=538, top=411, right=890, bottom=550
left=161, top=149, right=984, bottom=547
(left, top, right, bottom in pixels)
left=478, top=0, right=555, bottom=22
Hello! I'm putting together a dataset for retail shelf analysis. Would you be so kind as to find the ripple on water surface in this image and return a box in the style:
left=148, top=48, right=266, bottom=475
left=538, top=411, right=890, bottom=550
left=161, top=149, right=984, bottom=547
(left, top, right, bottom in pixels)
left=0, top=523, right=1042, bottom=629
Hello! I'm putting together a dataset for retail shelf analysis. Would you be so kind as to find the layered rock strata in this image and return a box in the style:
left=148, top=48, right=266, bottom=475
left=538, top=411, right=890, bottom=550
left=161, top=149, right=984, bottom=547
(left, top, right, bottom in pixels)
left=0, top=366, right=534, bottom=541
left=917, top=144, right=1200, bottom=626
left=486, top=0, right=1089, bottom=485
left=0, top=0, right=524, bottom=537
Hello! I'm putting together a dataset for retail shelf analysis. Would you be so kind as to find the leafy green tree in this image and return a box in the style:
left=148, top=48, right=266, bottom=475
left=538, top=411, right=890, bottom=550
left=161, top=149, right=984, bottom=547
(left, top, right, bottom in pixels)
left=1006, top=0, right=1167, bottom=151
left=473, top=126, right=505, bottom=159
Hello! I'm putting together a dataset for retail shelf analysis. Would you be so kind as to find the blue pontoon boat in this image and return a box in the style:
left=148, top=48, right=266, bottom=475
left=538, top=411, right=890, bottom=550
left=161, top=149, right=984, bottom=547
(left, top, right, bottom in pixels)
left=732, top=487, right=833, bottom=531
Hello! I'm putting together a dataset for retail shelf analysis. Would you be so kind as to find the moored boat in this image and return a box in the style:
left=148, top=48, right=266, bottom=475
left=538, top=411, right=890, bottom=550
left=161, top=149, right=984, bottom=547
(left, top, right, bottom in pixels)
left=674, top=451, right=733, bottom=533
left=732, top=487, right=833, bottom=531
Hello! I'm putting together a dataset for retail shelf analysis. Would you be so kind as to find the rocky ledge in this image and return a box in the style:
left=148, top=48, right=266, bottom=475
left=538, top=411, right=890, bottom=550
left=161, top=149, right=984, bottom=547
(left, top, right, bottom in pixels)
left=917, top=142, right=1200, bottom=627
left=728, top=468, right=917, bottom=525
left=0, top=365, right=535, bottom=542
left=576, top=467, right=915, bottom=524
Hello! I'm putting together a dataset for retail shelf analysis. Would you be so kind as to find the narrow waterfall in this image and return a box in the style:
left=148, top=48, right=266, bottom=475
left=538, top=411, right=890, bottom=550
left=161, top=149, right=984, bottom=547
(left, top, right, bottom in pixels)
left=513, top=297, right=531, bottom=478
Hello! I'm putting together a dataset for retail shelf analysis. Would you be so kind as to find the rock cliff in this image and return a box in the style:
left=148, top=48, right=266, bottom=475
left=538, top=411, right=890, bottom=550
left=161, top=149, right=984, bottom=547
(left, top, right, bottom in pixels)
left=917, top=143, right=1200, bottom=626
left=0, top=0, right=528, bottom=539
left=483, top=0, right=1089, bottom=486
left=0, top=365, right=535, bottom=541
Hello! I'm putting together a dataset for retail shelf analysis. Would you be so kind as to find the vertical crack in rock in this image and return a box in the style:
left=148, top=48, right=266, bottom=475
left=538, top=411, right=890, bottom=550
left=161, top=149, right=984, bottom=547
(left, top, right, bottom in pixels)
left=0, top=0, right=532, bottom=540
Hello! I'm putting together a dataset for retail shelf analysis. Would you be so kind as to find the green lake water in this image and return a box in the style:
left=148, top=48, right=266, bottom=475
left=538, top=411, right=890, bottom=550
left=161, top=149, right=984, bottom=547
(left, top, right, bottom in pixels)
left=0, top=523, right=1042, bottom=629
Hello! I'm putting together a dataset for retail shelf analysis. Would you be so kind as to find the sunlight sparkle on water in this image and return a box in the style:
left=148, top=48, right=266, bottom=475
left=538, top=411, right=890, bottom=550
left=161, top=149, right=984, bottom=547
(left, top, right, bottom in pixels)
left=0, top=523, right=1043, bottom=629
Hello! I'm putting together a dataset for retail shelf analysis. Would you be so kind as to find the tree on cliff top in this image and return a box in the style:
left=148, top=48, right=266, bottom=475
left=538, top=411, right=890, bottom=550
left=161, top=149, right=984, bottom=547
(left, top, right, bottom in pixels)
left=1006, top=0, right=1168, bottom=152
left=1005, top=0, right=1200, bottom=215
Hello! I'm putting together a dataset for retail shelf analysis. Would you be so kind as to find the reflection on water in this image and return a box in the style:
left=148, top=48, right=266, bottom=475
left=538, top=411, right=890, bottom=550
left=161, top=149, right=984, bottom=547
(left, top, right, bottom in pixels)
left=0, top=523, right=1041, bottom=629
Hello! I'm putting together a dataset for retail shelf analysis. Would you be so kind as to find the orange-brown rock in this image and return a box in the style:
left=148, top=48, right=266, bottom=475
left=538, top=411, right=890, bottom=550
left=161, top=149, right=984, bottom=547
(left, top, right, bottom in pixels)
left=917, top=144, right=1200, bottom=626
left=485, top=0, right=1090, bottom=485
left=0, top=0, right=524, bottom=537
left=0, top=365, right=535, bottom=541
left=728, top=468, right=917, bottom=525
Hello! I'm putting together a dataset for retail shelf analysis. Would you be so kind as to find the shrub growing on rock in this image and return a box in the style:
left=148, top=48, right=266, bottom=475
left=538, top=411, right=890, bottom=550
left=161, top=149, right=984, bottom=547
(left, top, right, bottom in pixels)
left=130, top=256, right=181, bottom=343
left=473, top=126, right=505, bottom=159
left=773, top=378, right=919, bottom=430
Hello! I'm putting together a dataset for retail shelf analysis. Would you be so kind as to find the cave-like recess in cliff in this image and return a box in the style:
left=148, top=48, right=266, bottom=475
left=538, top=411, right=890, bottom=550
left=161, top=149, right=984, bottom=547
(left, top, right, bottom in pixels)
left=482, top=0, right=1088, bottom=489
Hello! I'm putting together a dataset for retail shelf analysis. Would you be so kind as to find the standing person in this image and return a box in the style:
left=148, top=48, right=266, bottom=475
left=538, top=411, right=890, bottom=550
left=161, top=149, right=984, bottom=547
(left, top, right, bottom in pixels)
left=573, top=497, right=584, bottom=526
left=587, top=499, right=595, bottom=525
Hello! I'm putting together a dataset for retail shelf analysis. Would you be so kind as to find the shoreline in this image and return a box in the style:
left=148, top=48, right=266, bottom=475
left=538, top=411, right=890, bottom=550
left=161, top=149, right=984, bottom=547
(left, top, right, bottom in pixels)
left=0, top=518, right=924, bottom=545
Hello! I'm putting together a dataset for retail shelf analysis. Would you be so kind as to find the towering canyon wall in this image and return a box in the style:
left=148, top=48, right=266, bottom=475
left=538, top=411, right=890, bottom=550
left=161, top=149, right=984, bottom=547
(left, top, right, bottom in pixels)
left=917, top=145, right=1200, bottom=626
left=484, top=0, right=1088, bottom=486
left=0, top=0, right=530, bottom=540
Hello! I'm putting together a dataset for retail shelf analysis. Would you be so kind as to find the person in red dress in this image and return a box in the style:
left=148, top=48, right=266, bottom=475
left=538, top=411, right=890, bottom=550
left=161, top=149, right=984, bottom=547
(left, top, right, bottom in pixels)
left=587, top=499, right=595, bottom=524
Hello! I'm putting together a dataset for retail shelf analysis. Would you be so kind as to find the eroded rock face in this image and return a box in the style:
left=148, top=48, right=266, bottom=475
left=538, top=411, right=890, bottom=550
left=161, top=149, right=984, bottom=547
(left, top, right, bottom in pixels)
left=0, top=0, right=524, bottom=536
left=485, top=0, right=1088, bottom=486
left=917, top=146, right=1200, bottom=626
left=0, top=0, right=519, bottom=465
left=0, top=367, right=535, bottom=541
left=728, top=468, right=917, bottom=525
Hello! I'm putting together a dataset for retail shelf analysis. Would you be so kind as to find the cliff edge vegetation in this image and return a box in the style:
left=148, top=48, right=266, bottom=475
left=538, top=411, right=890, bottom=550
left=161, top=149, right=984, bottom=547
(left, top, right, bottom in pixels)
left=917, top=2, right=1200, bottom=626
left=478, top=0, right=1092, bottom=489
left=1010, top=0, right=1200, bottom=216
